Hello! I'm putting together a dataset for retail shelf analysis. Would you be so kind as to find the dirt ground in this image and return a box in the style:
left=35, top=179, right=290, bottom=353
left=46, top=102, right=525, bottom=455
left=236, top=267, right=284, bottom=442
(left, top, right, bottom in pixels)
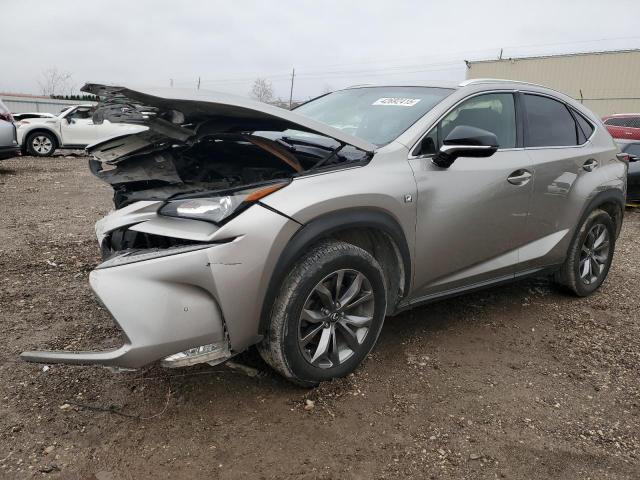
left=0, top=153, right=639, bottom=480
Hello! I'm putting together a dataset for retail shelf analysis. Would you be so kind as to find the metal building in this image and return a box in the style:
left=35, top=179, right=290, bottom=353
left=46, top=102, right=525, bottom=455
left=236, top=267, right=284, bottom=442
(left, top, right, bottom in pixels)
left=466, top=49, right=640, bottom=117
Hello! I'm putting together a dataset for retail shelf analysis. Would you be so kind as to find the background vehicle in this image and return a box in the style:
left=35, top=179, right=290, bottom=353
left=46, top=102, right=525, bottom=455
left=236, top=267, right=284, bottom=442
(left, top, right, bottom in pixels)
left=16, top=104, right=146, bottom=156
left=615, top=139, right=640, bottom=204
left=603, top=114, right=640, bottom=140
left=22, top=80, right=626, bottom=386
left=12, top=112, right=55, bottom=122
left=0, top=100, right=20, bottom=160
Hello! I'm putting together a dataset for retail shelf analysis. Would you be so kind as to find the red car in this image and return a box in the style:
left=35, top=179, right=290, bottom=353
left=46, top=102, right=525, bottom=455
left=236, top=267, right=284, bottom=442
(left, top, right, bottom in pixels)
left=602, top=114, right=640, bottom=140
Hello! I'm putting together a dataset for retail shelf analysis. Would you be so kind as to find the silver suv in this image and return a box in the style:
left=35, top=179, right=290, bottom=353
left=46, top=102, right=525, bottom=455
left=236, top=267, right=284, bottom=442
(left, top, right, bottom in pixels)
left=22, top=80, right=627, bottom=386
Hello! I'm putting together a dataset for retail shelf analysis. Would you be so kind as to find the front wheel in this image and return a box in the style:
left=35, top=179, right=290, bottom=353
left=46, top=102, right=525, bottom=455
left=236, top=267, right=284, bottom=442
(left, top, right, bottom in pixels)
left=26, top=132, right=56, bottom=157
left=555, top=209, right=616, bottom=296
left=258, top=240, right=387, bottom=386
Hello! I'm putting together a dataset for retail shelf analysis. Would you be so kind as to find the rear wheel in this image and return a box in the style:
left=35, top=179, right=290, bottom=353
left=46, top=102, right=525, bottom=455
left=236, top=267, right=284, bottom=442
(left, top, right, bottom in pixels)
left=258, top=240, right=387, bottom=386
left=555, top=209, right=615, bottom=296
left=26, top=132, right=56, bottom=157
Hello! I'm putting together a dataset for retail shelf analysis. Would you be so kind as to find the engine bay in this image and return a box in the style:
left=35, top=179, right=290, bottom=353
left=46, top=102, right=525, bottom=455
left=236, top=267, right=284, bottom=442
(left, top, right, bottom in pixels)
left=89, top=132, right=370, bottom=209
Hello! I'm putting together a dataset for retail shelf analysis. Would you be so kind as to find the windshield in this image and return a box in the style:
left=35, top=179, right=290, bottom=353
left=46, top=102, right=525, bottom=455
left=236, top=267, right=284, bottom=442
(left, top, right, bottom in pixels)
left=295, top=86, right=453, bottom=146
left=58, top=106, right=74, bottom=117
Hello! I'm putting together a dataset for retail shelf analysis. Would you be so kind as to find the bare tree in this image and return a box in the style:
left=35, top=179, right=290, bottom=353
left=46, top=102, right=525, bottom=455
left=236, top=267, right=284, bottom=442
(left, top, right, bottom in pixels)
left=38, top=67, right=74, bottom=97
left=250, top=77, right=274, bottom=103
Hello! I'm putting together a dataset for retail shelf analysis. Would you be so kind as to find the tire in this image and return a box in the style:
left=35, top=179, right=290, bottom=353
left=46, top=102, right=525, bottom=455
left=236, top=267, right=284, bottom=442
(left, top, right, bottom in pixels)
left=26, top=131, right=57, bottom=157
left=258, top=240, right=387, bottom=386
left=555, top=209, right=615, bottom=296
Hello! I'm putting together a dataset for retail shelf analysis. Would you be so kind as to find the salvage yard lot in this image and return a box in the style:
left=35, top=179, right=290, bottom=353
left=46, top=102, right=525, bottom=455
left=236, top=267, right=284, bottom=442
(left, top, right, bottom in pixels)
left=1, top=154, right=639, bottom=479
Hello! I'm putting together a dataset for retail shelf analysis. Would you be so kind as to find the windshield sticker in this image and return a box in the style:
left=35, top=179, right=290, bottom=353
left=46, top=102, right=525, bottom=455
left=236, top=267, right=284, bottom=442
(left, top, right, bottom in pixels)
left=372, top=97, right=422, bottom=107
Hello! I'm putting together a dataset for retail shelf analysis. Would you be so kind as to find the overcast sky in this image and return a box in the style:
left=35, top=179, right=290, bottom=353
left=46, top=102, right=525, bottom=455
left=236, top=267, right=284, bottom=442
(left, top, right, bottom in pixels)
left=2, top=0, right=640, bottom=101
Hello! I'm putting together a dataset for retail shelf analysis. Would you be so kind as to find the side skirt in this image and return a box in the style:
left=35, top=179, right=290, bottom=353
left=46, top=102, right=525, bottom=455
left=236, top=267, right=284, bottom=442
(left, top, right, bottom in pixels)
left=393, top=265, right=560, bottom=314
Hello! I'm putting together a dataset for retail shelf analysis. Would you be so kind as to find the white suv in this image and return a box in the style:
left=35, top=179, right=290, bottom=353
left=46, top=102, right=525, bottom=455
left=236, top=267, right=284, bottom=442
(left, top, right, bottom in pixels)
left=17, top=104, right=145, bottom=156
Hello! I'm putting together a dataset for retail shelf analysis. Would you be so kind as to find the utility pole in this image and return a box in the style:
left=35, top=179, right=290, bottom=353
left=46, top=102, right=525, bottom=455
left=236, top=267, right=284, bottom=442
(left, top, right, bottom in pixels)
left=170, top=78, right=174, bottom=88
left=197, top=77, right=201, bottom=90
left=289, top=68, right=295, bottom=110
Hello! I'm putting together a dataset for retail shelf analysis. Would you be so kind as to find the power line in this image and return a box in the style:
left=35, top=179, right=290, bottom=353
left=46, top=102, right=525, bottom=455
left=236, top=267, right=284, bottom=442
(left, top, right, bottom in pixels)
left=175, top=59, right=463, bottom=87
left=171, top=36, right=640, bottom=88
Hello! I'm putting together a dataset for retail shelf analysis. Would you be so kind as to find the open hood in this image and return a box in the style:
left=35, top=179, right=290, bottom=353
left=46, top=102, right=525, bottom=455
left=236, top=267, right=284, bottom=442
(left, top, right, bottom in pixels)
left=81, top=83, right=376, bottom=154
left=82, top=83, right=375, bottom=210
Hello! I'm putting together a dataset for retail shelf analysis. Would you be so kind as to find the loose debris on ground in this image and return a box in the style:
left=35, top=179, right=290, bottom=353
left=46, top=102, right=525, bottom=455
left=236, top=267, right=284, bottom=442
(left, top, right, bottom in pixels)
left=0, top=154, right=639, bottom=479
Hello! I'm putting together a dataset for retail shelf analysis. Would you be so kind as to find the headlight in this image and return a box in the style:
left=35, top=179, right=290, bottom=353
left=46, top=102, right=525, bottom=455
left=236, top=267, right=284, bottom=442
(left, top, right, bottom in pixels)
left=158, top=181, right=287, bottom=224
left=96, top=244, right=212, bottom=269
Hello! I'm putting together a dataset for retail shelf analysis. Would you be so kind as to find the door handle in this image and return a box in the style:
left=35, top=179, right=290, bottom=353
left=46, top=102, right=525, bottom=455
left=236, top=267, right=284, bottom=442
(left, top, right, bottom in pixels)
left=507, top=169, right=532, bottom=185
left=582, top=158, right=598, bottom=172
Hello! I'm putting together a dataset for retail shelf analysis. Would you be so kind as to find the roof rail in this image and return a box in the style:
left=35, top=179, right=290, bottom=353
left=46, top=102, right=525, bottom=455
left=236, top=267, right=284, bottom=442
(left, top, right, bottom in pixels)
left=459, top=78, right=546, bottom=88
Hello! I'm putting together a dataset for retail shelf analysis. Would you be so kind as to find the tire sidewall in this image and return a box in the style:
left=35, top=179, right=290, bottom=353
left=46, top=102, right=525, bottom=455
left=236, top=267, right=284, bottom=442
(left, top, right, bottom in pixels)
left=27, top=132, right=56, bottom=157
left=570, top=211, right=615, bottom=296
left=280, top=249, right=387, bottom=384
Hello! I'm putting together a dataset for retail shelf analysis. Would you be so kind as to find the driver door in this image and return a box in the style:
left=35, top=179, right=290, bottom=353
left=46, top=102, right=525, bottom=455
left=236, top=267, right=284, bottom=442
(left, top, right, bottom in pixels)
left=407, top=91, right=534, bottom=300
left=61, top=106, right=97, bottom=145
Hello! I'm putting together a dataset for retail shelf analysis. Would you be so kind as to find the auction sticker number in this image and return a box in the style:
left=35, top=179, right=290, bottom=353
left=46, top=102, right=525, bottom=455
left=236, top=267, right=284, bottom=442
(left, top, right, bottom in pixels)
left=372, top=97, right=421, bottom=107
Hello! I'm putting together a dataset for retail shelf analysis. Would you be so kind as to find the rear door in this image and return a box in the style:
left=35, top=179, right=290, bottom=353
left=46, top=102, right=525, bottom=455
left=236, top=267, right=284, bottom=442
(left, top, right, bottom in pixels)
left=518, top=92, right=597, bottom=269
left=408, top=91, right=534, bottom=301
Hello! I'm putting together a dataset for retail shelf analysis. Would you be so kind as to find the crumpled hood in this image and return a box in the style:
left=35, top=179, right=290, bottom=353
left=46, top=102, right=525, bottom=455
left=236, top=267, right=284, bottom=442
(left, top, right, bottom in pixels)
left=81, top=83, right=376, bottom=154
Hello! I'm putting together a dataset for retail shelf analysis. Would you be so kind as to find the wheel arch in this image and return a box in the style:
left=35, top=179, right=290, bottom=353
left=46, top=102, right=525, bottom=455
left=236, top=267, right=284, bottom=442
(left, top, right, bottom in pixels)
left=24, top=127, right=61, bottom=149
left=575, top=189, right=625, bottom=241
left=258, top=207, right=412, bottom=335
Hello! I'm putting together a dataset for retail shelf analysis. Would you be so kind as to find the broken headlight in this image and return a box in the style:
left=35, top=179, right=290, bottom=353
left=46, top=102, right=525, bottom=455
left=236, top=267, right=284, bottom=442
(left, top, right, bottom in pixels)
left=158, top=182, right=287, bottom=224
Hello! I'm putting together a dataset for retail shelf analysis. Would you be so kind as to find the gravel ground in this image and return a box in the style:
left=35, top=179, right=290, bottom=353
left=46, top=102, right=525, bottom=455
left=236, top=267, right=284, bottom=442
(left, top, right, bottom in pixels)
left=0, top=154, right=639, bottom=479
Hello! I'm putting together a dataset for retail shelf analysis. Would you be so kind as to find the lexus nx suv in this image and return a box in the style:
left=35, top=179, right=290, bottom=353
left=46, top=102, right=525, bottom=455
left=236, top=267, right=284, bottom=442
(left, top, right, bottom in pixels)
left=21, top=79, right=627, bottom=386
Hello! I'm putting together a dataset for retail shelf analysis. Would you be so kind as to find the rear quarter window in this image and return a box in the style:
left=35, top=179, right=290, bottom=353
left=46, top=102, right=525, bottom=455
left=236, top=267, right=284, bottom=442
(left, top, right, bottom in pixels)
left=572, top=109, right=594, bottom=143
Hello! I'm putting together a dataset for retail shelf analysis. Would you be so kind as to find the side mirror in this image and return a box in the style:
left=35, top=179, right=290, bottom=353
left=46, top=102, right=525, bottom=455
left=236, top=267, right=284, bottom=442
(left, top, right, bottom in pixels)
left=66, top=117, right=75, bottom=124
left=433, top=125, right=499, bottom=168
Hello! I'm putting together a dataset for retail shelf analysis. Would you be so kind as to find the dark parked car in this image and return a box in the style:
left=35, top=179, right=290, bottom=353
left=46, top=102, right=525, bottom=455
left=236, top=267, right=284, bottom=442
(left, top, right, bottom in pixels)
left=616, top=140, right=640, bottom=204
left=0, top=100, right=20, bottom=160
left=603, top=114, right=640, bottom=140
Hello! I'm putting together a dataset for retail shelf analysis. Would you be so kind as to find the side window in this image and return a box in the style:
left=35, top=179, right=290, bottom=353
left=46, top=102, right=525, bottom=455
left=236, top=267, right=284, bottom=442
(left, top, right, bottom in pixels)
left=417, top=93, right=516, bottom=155
left=523, top=94, right=580, bottom=147
left=572, top=109, right=594, bottom=143
left=68, top=107, right=95, bottom=120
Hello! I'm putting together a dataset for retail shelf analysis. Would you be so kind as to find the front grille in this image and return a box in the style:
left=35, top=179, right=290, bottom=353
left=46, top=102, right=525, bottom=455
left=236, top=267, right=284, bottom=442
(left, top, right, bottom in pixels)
left=101, top=227, right=201, bottom=259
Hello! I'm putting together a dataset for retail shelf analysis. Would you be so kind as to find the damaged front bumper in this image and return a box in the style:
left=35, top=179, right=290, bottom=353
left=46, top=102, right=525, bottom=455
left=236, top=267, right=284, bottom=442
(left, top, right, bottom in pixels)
left=20, top=203, right=301, bottom=370
left=21, top=245, right=231, bottom=369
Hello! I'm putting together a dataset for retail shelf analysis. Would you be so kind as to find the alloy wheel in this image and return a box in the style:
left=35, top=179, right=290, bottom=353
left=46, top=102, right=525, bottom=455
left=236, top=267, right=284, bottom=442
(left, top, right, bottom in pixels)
left=579, top=223, right=610, bottom=285
left=32, top=135, right=53, bottom=155
left=298, top=269, right=375, bottom=369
